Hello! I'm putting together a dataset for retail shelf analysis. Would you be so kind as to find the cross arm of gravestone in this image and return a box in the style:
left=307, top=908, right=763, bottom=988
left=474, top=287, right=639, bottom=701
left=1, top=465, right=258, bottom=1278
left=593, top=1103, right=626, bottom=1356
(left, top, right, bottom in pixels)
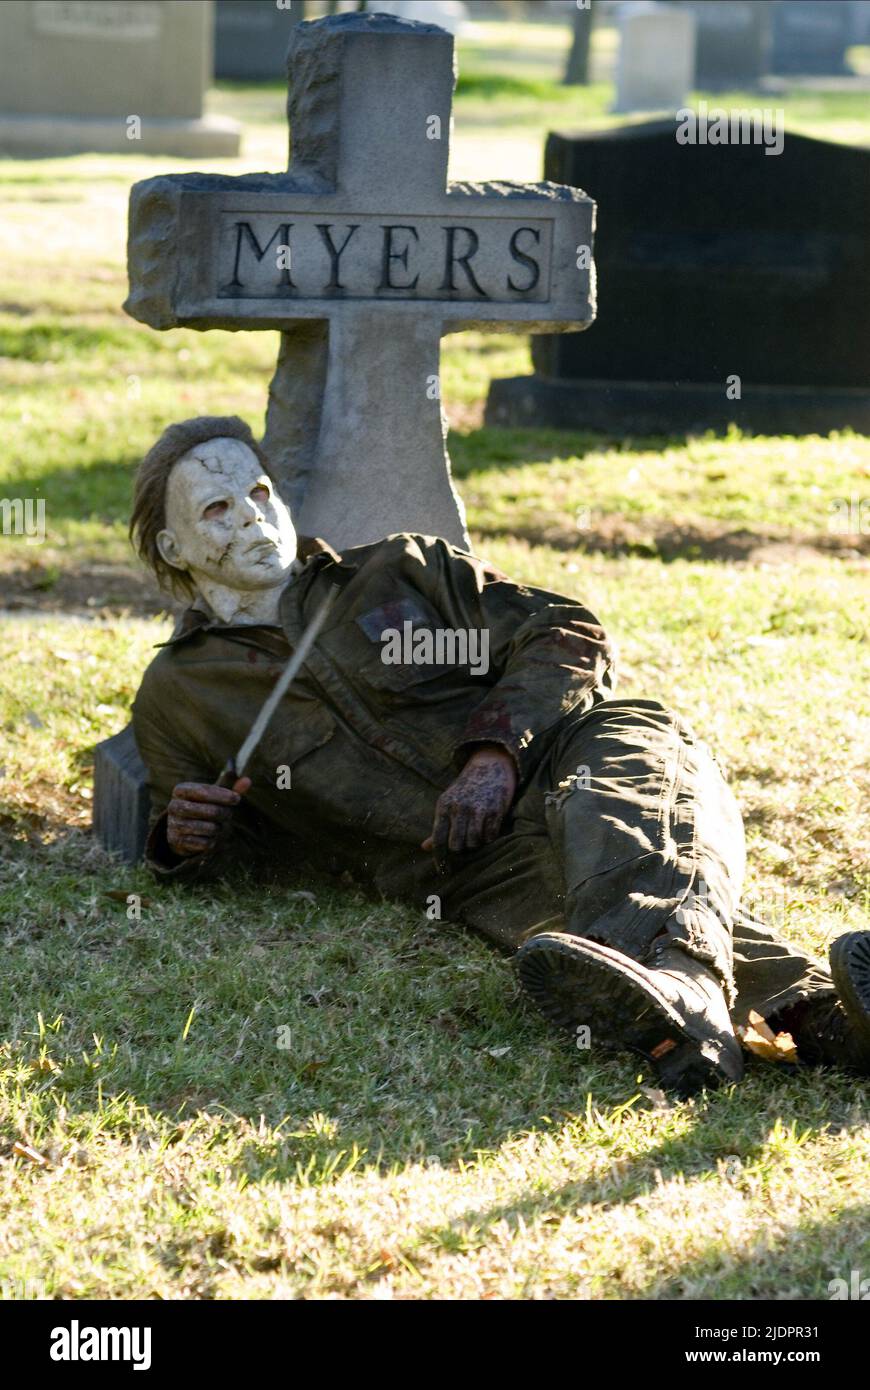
left=124, top=13, right=596, bottom=551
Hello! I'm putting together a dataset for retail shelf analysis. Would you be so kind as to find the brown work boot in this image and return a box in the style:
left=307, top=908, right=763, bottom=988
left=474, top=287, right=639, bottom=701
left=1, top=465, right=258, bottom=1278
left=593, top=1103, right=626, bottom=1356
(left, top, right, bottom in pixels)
left=773, top=932, right=870, bottom=1074
left=516, top=933, right=743, bottom=1098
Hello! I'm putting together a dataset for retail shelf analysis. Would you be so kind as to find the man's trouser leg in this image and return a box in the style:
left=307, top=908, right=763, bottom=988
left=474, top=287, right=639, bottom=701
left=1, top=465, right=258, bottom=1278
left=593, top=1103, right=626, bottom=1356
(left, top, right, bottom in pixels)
left=441, top=699, right=832, bottom=1024
left=729, top=905, right=834, bottom=1029
left=520, top=699, right=741, bottom=1004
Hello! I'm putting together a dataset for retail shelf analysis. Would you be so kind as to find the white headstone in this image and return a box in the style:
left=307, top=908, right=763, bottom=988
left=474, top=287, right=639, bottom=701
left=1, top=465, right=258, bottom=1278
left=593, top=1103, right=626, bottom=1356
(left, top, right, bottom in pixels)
left=363, top=1, right=468, bottom=36
left=614, top=2, right=696, bottom=115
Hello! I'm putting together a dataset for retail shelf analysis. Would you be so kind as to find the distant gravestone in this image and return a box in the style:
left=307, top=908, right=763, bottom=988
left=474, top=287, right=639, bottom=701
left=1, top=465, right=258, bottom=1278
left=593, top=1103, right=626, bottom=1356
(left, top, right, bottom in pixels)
left=670, top=0, right=771, bottom=89
left=770, top=0, right=854, bottom=76
left=614, top=3, right=696, bottom=114
left=853, top=0, right=870, bottom=47
left=95, top=11, right=595, bottom=862
left=363, top=1, right=468, bottom=35
left=0, top=0, right=240, bottom=157
left=214, top=0, right=304, bottom=82
left=486, top=120, right=870, bottom=436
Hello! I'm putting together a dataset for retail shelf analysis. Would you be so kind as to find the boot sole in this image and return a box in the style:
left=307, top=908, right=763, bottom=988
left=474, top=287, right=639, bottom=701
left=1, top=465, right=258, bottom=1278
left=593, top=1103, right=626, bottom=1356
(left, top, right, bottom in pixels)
left=829, top=931, right=870, bottom=1054
left=516, top=933, right=743, bottom=1098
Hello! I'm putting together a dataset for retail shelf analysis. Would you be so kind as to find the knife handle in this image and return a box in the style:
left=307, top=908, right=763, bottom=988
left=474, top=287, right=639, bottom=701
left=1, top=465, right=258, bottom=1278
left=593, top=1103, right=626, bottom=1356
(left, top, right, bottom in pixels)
left=216, top=759, right=238, bottom=789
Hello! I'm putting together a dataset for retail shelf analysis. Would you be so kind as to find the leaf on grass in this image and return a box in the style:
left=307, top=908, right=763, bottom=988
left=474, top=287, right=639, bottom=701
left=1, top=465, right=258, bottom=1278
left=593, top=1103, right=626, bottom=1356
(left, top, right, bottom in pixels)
left=300, top=1059, right=327, bottom=1077
left=12, top=1141, right=50, bottom=1167
left=484, top=1045, right=511, bottom=1059
left=737, top=1009, right=798, bottom=1064
left=640, top=1086, right=672, bottom=1111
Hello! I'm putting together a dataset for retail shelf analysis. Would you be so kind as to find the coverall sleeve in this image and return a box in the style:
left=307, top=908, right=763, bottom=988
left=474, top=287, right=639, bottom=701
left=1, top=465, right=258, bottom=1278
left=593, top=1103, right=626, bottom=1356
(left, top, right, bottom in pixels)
left=131, top=668, right=270, bottom=886
left=411, top=537, right=617, bottom=783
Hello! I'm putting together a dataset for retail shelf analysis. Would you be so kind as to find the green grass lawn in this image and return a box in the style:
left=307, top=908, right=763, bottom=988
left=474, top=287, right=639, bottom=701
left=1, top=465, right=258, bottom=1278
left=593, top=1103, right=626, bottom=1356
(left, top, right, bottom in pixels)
left=1, top=32, right=869, bottom=1300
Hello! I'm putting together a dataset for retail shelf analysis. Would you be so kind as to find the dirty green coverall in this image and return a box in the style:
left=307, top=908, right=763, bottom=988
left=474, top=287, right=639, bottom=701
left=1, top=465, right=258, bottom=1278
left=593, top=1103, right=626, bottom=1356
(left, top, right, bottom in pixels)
left=133, top=533, right=833, bottom=1027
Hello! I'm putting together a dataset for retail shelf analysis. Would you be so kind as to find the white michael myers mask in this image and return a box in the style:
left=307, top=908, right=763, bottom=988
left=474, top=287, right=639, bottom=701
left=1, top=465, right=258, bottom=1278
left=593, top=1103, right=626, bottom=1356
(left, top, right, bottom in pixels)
left=157, top=437, right=297, bottom=598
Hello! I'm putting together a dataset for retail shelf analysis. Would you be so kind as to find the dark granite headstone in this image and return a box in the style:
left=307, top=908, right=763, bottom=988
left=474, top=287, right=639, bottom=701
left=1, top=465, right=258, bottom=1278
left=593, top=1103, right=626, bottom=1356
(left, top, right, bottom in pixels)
left=93, top=726, right=150, bottom=864
left=670, top=1, right=771, bottom=89
left=770, top=1, right=854, bottom=76
left=486, top=120, right=870, bottom=435
left=214, top=0, right=304, bottom=81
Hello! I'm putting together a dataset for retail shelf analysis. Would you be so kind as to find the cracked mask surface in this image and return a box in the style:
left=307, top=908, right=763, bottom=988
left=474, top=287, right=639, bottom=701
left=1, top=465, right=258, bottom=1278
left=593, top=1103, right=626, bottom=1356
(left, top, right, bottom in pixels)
left=159, top=438, right=297, bottom=595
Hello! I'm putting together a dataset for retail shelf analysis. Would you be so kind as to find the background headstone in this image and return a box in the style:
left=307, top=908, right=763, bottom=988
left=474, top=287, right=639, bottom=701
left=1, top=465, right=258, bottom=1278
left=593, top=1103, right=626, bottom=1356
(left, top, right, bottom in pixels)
left=361, top=1, right=469, bottom=35
left=214, top=0, right=305, bottom=82
left=770, top=0, right=855, bottom=76
left=613, top=3, right=695, bottom=114
left=852, top=0, right=870, bottom=47
left=670, top=0, right=771, bottom=89
left=486, top=120, right=870, bottom=435
left=0, top=0, right=240, bottom=157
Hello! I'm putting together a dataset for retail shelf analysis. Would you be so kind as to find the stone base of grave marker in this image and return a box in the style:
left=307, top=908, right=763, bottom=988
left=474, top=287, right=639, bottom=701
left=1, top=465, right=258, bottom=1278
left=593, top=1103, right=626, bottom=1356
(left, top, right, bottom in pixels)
left=486, top=378, right=870, bottom=436
left=93, top=726, right=150, bottom=865
left=0, top=114, right=241, bottom=159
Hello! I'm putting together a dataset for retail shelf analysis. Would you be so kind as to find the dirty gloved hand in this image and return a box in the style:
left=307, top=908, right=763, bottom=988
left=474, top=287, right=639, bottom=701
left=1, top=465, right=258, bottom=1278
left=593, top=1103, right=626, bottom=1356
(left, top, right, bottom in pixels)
left=166, top=776, right=251, bottom=858
left=422, top=745, right=517, bottom=871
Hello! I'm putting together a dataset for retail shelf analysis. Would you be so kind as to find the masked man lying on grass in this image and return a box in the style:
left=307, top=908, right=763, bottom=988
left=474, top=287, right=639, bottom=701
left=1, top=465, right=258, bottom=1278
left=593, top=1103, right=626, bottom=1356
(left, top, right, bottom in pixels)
left=129, top=415, right=870, bottom=1097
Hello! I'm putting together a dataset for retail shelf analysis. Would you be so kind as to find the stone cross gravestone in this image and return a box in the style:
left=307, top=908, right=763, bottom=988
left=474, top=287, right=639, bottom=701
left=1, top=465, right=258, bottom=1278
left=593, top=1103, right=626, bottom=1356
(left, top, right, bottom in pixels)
left=486, top=120, right=870, bottom=435
left=125, top=11, right=594, bottom=552
left=613, top=3, right=696, bottom=115
left=0, top=0, right=240, bottom=158
left=94, top=11, right=596, bottom=863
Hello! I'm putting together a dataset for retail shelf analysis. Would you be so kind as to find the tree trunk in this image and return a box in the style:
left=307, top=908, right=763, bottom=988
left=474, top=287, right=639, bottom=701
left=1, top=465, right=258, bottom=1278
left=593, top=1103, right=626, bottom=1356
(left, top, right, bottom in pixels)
left=564, top=3, right=593, bottom=86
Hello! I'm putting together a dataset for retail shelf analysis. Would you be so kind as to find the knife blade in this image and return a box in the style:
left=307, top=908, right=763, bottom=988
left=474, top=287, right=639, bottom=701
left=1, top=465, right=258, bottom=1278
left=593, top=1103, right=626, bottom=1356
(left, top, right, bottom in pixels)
left=216, top=583, right=339, bottom=787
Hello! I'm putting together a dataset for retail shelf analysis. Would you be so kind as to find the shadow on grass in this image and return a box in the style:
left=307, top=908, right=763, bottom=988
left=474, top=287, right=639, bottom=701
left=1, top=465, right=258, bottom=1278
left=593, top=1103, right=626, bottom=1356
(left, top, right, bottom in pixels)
left=4, top=834, right=866, bottom=1175
left=2, top=561, right=166, bottom=617
left=8, top=456, right=137, bottom=516
left=633, top=1198, right=870, bottom=1300
left=403, top=1070, right=868, bottom=1293
left=473, top=517, right=868, bottom=565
